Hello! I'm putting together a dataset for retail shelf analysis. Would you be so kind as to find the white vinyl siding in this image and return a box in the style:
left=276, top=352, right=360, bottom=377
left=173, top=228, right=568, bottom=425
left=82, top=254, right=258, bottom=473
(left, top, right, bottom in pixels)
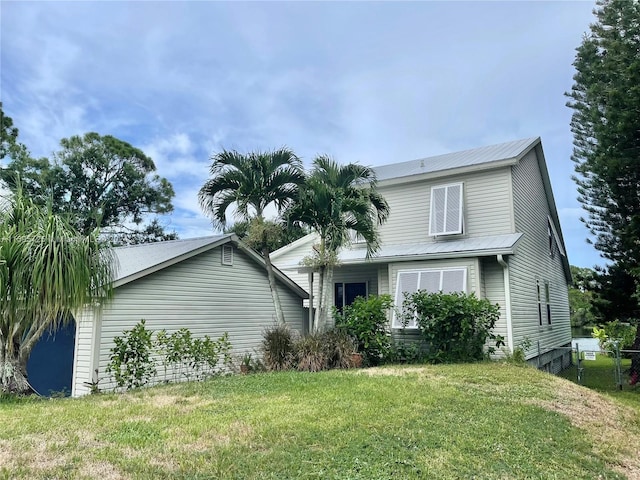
left=429, top=183, right=463, bottom=236
left=271, top=234, right=318, bottom=306
left=377, top=168, right=512, bottom=245
left=392, top=267, right=467, bottom=328
left=71, top=305, right=101, bottom=397
left=77, top=244, right=305, bottom=395
left=480, top=257, right=508, bottom=354
left=509, top=149, right=571, bottom=358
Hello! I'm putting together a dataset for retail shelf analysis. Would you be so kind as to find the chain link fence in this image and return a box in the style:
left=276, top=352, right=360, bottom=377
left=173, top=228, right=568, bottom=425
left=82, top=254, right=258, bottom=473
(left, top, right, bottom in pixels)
left=564, top=341, right=639, bottom=390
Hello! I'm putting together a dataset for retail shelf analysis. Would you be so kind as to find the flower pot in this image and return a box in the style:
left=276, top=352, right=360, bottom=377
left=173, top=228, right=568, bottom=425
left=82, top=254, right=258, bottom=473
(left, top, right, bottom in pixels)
left=350, top=353, right=363, bottom=368
left=240, top=364, right=249, bottom=375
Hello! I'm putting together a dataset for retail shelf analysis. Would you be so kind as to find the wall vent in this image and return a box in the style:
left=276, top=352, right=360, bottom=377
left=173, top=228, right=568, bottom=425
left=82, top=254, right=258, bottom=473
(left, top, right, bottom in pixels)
left=222, top=245, right=234, bottom=266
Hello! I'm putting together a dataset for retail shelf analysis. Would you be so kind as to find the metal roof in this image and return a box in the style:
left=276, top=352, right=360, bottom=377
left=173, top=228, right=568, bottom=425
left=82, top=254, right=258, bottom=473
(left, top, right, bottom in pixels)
left=337, top=233, right=523, bottom=264
left=113, top=235, right=230, bottom=282
left=374, top=137, right=540, bottom=182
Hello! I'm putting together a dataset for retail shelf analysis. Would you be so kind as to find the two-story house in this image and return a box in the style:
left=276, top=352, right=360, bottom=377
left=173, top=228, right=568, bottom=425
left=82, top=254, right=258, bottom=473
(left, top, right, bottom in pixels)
left=272, top=137, right=572, bottom=372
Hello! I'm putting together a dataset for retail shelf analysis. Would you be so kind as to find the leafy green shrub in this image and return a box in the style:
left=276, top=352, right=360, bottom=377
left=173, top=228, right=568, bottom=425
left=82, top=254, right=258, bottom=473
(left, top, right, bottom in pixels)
left=334, top=294, right=393, bottom=366
left=502, top=337, right=531, bottom=365
left=403, top=292, right=500, bottom=363
left=262, top=324, right=297, bottom=371
left=592, top=320, right=637, bottom=353
left=387, top=340, right=424, bottom=364
left=156, top=328, right=232, bottom=381
left=107, top=320, right=157, bottom=390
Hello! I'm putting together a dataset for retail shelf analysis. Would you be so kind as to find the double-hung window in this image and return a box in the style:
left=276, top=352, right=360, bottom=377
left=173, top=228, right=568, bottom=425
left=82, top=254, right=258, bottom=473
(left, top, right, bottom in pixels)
left=392, top=268, right=467, bottom=328
left=429, top=183, right=464, bottom=236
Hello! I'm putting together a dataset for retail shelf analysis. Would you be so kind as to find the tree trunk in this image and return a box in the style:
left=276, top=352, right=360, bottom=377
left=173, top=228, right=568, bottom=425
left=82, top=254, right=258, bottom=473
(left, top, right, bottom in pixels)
left=321, top=266, right=335, bottom=331
left=263, top=248, right=285, bottom=325
left=0, top=350, right=32, bottom=395
left=314, top=265, right=325, bottom=332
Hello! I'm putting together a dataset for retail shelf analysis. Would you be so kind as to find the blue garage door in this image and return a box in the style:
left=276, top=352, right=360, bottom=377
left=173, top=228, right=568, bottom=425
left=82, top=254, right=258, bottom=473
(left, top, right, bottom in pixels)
left=27, top=321, right=76, bottom=396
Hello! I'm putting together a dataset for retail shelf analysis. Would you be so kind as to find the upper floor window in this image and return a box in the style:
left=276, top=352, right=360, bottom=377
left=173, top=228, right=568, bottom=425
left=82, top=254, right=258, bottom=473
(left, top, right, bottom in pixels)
left=547, top=216, right=565, bottom=258
left=392, top=267, right=467, bottom=328
left=429, top=183, right=463, bottom=236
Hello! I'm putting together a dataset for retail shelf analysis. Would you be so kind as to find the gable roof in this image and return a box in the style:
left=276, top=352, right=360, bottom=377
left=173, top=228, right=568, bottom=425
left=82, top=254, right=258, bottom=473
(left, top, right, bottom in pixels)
left=112, top=235, right=308, bottom=298
left=374, top=137, right=540, bottom=183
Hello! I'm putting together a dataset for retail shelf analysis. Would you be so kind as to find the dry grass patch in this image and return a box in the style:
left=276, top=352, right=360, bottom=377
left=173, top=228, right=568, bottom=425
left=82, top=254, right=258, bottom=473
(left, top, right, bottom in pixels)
left=531, top=376, right=640, bottom=479
left=78, top=460, right=125, bottom=480
left=181, top=420, right=255, bottom=452
left=358, top=365, right=447, bottom=381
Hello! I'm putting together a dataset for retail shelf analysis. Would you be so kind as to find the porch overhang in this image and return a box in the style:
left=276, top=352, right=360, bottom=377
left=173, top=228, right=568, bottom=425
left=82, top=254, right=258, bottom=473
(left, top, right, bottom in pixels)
left=293, top=233, right=523, bottom=273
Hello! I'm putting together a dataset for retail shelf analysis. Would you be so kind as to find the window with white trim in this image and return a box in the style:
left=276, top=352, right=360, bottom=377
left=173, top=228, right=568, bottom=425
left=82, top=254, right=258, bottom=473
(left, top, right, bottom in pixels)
left=221, top=245, right=234, bottom=266
left=536, top=280, right=543, bottom=326
left=547, top=216, right=566, bottom=257
left=429, top=183, right=464, bottom=236
left=392, top=268, right=467, bottom=328
left=545, top=281, right=551, bottom=325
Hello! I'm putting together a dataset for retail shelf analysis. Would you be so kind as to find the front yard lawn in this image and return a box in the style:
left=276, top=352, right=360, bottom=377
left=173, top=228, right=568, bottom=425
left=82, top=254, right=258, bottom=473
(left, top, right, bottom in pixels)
left=1, top=363, right=639, bottom=479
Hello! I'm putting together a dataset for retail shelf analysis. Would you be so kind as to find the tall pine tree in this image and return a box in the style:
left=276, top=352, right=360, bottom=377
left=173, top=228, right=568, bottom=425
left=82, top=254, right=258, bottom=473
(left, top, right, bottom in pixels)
left=566, top=0, right=640, bottom=378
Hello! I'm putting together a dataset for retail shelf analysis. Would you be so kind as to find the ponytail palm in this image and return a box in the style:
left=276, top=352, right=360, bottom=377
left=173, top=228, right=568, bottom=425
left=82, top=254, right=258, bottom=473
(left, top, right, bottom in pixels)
left=288, top=156, right=389, bottom=331
left=199, top=148, right=303, bottom=324
left=0, top=191, right=114, bottom=394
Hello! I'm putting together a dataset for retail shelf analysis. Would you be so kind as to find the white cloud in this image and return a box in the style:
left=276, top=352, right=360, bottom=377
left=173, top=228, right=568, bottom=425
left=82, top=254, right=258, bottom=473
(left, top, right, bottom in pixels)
left=1, top=0, right=603, bottom=268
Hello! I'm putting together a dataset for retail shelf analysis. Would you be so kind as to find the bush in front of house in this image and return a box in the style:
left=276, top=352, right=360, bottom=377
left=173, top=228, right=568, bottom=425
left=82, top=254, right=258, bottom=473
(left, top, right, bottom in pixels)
left=334, top=294, right=394, bottom=366
left=403, top=292, right=501, bottom=363
left=295, top=333, right=327, bottom=372
left=262, top=326, right=358, bottom=372
left=295, top=330, right=357, bottom=372
left=107, top=319, right=157, bottom=390
left=107, top=320, right=233, bottom=391
left=262, top=324, right=298, bottom=371
left=156, top=328, right=233, bottom=382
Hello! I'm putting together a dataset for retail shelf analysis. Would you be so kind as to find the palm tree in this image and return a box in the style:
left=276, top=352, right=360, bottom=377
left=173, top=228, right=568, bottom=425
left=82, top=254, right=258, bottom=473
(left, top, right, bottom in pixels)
left=287, top=156, right=389, bottom=331
left=198, top=148, right=304, bottom=325
left=0, top=190, right=114, bottom=394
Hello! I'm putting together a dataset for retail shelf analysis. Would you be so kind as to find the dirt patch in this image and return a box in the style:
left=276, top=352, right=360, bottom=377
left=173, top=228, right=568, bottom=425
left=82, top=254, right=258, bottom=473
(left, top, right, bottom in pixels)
left=531, top=378, right=640, bottom=479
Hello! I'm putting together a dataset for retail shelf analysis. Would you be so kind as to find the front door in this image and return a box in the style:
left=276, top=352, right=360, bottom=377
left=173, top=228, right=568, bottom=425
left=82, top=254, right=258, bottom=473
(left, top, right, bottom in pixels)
left=335, top=282, right=367, bottom=312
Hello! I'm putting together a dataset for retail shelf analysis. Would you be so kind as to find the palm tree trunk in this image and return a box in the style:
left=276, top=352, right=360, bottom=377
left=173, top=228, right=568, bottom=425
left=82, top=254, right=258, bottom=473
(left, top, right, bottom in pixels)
left=18, top=317, right=53, bottom=366
left=0, top=341, right=32, bottom=395
left=320, top=266, right=335, bottom=331
left=262, top=248, right=286, bottom=325
left=314, top=265, right=325, bottom=333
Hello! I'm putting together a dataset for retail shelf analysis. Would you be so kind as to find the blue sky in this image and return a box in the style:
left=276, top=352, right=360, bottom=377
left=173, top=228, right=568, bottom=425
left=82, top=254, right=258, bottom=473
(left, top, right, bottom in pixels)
left=1, top=1, right=601, bottom=267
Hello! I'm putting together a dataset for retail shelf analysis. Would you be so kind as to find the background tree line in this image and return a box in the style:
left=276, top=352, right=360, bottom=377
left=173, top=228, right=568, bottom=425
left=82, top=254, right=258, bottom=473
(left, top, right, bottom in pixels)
left=0, top=104, right=176, bottom=245
left=567, top=0, right=640, bottom=362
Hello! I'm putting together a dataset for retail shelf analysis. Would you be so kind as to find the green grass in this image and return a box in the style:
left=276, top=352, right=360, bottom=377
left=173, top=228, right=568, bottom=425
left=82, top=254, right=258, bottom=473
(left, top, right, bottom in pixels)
left=1, top=363, right=639, bottom=479
left=558, top=352, right=640, bottom=406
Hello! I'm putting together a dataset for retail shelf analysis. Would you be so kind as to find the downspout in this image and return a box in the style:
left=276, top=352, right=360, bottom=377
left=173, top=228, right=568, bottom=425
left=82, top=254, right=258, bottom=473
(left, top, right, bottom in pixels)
left=497, top=255, right=514, bottom=354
